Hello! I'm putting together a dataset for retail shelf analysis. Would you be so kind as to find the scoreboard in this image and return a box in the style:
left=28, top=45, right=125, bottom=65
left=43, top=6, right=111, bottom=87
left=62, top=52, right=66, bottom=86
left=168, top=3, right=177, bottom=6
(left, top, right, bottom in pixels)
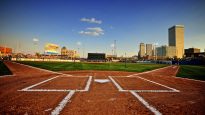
left=87, top=53, right=106, bottom=61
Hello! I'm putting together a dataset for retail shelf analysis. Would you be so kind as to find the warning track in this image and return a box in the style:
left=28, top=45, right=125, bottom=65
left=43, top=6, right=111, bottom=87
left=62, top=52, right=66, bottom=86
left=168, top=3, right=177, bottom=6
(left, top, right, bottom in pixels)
left=0, top=61, right=205, bottom=115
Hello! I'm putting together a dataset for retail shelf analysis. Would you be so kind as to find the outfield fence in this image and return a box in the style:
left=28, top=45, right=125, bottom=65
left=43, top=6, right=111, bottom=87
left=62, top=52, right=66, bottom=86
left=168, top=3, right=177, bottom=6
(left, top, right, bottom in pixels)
left=11, top=58, right=80, bottom=62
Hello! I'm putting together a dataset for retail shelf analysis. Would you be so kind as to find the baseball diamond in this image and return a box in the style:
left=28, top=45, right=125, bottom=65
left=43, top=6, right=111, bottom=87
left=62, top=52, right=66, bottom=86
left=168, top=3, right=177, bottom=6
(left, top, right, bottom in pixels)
left=0, top=61, right=205, bottom=115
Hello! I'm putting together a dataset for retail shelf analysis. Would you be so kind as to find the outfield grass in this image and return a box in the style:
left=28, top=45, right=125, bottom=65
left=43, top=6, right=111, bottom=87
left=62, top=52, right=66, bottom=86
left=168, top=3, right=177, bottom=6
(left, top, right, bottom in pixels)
left=0, top=61, right=12, bottom=76
left=177, top=65, right=205, bottom=81
left=17, top=61, right=167, bottom=72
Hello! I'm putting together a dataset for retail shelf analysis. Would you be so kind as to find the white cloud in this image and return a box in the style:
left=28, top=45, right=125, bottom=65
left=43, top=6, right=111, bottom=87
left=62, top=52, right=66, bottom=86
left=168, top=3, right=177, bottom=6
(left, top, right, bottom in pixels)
left=87, top=27, right=103, bottom=33
left=79, top=27, right=104, bottom=37
left=77, top=41, right=82, bottom=46
left=80, top=18, right=102, bottom=24
left=33, top=38, right=39, bottom=42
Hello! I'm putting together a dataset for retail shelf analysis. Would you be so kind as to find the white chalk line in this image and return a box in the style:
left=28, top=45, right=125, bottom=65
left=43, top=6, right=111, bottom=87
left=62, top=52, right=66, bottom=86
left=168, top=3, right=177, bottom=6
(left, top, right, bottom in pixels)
left=0, top=74, right=15, bottom=78
left=130, top=90, right=178, bottom=93
left=20, top=75, right=61, bottom=91
left=18, top=76, right=92, bottom=115
left=18, top=89, right=85, bottom=92
left=173, top=76, right=205, bottom=83
left=109, top=76, right=179, bottom=92
left=108, top=76, right=180, bottom=115
left=51, top=90, right=75, bottom=115
left=130, top=91, right=162, bottom=115
left=136, top=76, right=180, bottom=92
left=49, top=76, right=92, bottom=115
left=59, top=75, right=88, bottom=78
left=11, top=61, right=73, bottom=76
left=19, top=75, right=92, bottom=92
left=126, top=65, right=172, bottom=77
left=173, top=66, right=205, bottom=83
left=172, top=66, right=177, bottom=69
left=81, top=76, right=92, bottom=92
left=173, top=65, right=179, bottom=75
left=108, top=76, right=124, bottom=91
left=128, top=65, right=205, bottom=83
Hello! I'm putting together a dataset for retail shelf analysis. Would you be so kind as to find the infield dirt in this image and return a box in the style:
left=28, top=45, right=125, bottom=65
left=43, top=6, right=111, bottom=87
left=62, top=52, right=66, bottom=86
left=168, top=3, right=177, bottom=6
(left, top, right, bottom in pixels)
left=0, top=61, right=205, bottom=115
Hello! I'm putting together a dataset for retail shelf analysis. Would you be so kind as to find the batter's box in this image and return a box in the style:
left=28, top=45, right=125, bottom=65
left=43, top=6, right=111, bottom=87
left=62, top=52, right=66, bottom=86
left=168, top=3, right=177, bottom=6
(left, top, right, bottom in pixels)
left=19, top=75, right=92, bottom=92
left=109, top=76, right=179, bottom=92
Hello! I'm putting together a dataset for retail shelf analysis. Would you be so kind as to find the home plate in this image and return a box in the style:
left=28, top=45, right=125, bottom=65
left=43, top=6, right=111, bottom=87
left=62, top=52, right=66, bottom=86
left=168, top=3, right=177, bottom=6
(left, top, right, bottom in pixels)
left=94, top=79, right=110, bottom=83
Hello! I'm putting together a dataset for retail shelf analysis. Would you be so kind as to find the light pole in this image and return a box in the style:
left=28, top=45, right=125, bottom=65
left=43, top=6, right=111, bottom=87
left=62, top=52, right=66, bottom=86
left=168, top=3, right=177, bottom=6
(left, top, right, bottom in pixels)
left=78, top=47, right=80, bottom=58
left=125, top=52, right=127, bottom=68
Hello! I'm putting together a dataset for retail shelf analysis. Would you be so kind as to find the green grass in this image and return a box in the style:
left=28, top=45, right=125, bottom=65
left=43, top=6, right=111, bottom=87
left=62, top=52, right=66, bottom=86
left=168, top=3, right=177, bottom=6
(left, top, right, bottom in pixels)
left=177, top=65, right=205, bottom=81
left=17, top=61, right=167, bottom=72
left=0, top=61, right=12, bottom=76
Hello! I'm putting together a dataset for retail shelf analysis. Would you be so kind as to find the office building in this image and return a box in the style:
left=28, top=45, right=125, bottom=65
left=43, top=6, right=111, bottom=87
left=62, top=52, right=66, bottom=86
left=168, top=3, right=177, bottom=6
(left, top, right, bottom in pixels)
left=139, top=43, right=145, bottom=58
left=146, top=44, right=152, bottom=56
left=185, top=48, right=201, bottom=57
left=168, top=25, right=184, bottom=58
left=185, top=48, right=200, bottom=54
left=156, top=45, right=176, bottom=59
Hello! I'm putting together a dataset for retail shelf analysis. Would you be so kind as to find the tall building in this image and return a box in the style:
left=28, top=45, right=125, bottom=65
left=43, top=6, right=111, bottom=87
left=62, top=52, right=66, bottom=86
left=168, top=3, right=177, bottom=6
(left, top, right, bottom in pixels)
left=146, top=44, right=152, bottom=56
left=139, top=43, right=145, bottom=57
left=156, top=45, right=176, bottom=59
left=168, top=25, right=184, bottom=58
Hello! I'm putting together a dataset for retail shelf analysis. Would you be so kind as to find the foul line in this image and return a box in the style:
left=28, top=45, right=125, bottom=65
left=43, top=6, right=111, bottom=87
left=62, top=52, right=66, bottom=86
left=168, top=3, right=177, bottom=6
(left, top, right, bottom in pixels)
left=126, top=65, right=172, bottom=77
left=127, top=65, right=205, bottom=83
left=173, top=76, right=205, bottom=83
left=51, top=90, right=75, bottom=115
left=11, top=61, right=72, bottom=76
left=136, top=76, right=180, bottom=92
left=130, top=90, right=178, bottom=93
left=108, top=76, right=180, bottom=115
left=130, top=91, right=162, bottom=115
left=109, top=76, right=179, bottom=92
left=20, top=89, right=71, bottom=92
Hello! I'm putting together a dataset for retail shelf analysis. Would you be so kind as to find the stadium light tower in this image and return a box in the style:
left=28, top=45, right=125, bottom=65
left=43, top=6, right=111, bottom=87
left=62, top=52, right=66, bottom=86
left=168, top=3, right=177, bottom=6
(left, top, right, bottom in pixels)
left=114, top=40, right=117, bottom=57
left=124, top=52, right=127, bottom=68
left=33, top=37, right=39, bottom=55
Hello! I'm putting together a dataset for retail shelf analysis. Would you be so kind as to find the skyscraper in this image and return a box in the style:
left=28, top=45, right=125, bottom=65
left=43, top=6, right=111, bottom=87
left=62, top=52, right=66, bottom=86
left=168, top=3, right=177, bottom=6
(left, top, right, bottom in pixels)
left=168, top=25, right=184, bottom=58
left=156, top=45, right=176, bottom=60
left=139, top=43, right=145, bottom=57
left=146, top=44, right=152, bottom=56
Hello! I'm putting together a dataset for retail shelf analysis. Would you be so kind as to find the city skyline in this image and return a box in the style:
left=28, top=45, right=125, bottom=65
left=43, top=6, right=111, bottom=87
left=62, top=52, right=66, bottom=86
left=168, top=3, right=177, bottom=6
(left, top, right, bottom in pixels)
left=0, top=0, right=205, bottom=57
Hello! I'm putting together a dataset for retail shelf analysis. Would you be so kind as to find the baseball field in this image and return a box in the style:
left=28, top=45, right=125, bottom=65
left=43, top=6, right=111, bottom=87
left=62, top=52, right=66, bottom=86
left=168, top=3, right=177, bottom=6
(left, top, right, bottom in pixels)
left=0, top=61, right=205, bottom=115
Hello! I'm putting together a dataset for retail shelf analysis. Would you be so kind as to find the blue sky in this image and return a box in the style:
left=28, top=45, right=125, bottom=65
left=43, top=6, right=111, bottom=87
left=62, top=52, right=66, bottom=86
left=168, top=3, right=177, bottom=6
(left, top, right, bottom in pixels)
left=0, top=0, right=205, bottom=57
